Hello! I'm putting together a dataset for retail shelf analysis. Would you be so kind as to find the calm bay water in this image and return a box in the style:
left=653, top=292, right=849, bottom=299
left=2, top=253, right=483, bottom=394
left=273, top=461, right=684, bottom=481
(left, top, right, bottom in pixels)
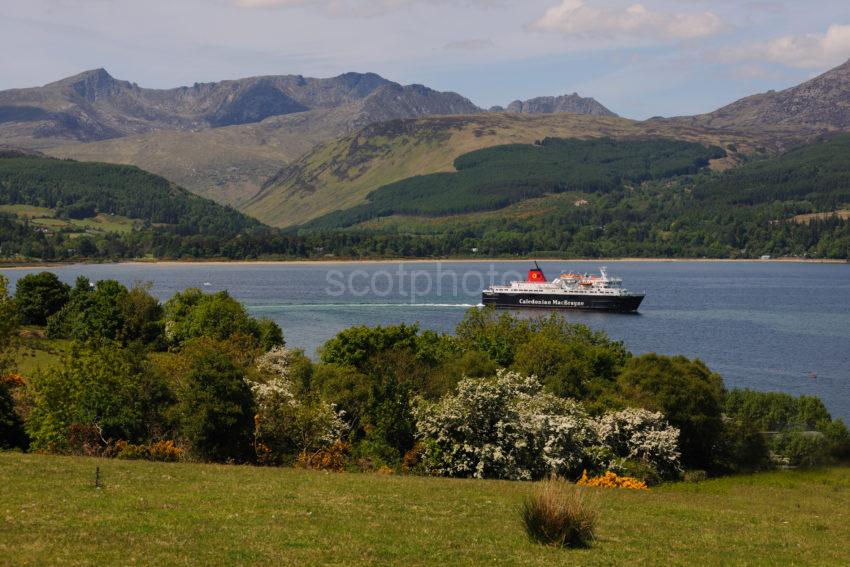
left=4, top=260, right=850, bottom=421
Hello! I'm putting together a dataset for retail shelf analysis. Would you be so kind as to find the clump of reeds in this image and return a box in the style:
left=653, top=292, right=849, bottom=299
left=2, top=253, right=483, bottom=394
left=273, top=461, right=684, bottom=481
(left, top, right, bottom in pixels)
left=520, top=478, right=598, bottom=548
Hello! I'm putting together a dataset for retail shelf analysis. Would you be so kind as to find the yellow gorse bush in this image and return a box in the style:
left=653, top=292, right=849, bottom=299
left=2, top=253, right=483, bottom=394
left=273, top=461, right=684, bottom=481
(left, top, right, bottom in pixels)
left=577, top=470, right=649, bottom=491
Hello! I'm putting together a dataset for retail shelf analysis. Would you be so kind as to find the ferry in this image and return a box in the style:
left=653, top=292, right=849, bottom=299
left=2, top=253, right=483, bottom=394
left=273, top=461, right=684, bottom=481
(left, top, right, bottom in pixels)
left=481, top=262, right=645, bottom=312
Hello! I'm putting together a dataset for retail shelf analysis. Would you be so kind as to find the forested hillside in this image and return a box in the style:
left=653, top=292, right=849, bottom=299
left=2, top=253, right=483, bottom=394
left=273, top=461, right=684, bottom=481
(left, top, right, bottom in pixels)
left=0, top=156, right=257, bottom=234
left=306, top=138, right=725, bottom=228
left=2, top=137, right=850, bottom=261
left=309, top=135, right=850, bottom=259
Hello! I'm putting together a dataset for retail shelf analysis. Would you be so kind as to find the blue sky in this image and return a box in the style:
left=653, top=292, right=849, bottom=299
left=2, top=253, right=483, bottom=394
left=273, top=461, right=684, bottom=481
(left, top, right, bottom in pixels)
left=2, top=0, right=850, bottom=119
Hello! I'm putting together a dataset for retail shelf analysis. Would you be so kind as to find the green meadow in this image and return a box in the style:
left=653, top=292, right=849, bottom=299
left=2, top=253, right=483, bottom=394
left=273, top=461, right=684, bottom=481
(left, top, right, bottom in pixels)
left=1, top=453, right=848, bottom=566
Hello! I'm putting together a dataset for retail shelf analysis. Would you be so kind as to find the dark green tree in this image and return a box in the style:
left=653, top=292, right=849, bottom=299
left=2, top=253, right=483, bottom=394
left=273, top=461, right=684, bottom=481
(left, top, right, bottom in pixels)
left=177, top=345, right=255, bottom=462
left=319, top=323, right=421, bottom=371
left=164, top=289, right=283, bottom=350
left=0, top=275, right=26, bottom=449
left=14, top=272, right=70, bottom=326
left=617, top=354, right=725, bottom=469
left=0, top=377, right=28, bottom=450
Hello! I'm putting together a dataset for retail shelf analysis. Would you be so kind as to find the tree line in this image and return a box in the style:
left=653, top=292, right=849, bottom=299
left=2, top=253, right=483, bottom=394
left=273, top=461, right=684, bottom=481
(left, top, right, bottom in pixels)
left=2, top=137, right=850, bottom=262
left=2, top=272, right=848, bottom=481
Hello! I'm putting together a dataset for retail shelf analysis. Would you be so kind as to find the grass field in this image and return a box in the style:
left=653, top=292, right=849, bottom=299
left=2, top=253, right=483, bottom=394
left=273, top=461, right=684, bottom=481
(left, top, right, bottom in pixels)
left=1, top=453, right=848, bottom=566
left=11, top=332, right=71, bottom=376
left=0, top=204, right=139, bottom=234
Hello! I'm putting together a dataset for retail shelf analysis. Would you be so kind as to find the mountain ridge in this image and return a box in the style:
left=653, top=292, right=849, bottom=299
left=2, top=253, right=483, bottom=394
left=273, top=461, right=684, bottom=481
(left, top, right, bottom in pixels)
left=0, top=68, right=478, bottom=147
left=675, top=59, right=850, bottom=131
left=491, top=93, right=617, bottom=117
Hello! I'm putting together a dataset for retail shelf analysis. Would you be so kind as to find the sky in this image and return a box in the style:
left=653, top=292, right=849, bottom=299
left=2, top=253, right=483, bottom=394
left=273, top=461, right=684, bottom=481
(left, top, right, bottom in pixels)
left=2, top=0, right=850, bottom=119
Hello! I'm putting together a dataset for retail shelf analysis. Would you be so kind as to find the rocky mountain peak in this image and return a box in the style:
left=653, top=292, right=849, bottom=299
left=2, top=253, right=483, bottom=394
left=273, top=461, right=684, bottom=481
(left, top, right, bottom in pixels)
left=692, top=58, right=850, bottom=130
left=48, top=68, right=124, bottom=102
left=497, top=93, right=617, bottom=117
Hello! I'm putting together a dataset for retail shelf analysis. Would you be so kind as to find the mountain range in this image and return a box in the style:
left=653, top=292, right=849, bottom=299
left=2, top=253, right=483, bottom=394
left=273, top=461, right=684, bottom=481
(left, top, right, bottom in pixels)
left=0, top=68, right=482, bottom=147
left=2, top=60, right=850, bottom=226
left=0, top=69, right=622, bottom=149
left=0, top=69, right=615, bottom=207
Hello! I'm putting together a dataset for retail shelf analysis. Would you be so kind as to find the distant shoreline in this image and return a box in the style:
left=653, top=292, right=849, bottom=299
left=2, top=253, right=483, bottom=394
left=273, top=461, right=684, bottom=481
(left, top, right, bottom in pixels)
left=2, top=256, right=848, bottom=270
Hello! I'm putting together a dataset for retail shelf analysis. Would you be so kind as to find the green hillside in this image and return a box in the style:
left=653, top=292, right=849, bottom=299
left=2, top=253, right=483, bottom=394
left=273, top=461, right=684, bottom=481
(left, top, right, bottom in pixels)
left=0, top=156, right=258, bottom=234
left=694, top=134, right=850, bottom=208
left=2, top=453, right=850, bottom=566
left=244, top=113, right=757, bottom=228
left=0, top=155, right=282, bottom=262
left=315, top=135, right=850, bottom=259
left=305, top=138, right=725, bottom=228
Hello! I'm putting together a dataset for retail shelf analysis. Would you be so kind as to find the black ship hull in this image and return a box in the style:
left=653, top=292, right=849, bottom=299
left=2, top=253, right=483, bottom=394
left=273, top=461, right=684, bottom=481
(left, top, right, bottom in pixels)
left=482, top=292, right=644, bottom=312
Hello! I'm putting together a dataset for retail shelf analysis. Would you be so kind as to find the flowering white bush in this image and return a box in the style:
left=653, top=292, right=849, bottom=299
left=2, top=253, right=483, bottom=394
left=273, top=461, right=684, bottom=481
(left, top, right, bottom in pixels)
left=413, top=370, right=596, bottom=480
left=250, top=348, right=347, bottom=463
left=592, top=407, right=681, bottom=478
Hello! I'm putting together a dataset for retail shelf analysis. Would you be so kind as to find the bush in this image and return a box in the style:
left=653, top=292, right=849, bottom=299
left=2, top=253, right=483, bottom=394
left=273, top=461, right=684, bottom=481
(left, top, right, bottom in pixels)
left=775, top=431, right=832, bottom=468
left=14, top=272, right=70, bottom=326
left=513, top=320, right=628, bottom=402
left=521, top=479, right=598, bottom=548
left=617, top=354, right=725, bottom=470
left=319, top=323, right=420, bottom=371
left=312, top=363, right=371, bottom=433
left=455, top=308, right=532, bottom=367
left=611, top=460, right=662, bottom=487
left=591, top=407, right=681, bottom=480
left=296, top=441, right=349, bottom=472
left=724, top=389, right=850, bottom=464
left=713, top=418, right=771, bottom=474
left=25, top=342, right=173, bottom=452
left=164, top=288, right=283, bottom=350
left=0, top=374, right=28, bottom=450
left=724, top=389, right=831, bottom=431
left=112, top=440, right=183, bottom=462
left=577, top=470, right=649, bottom=490
left=176, top=344, right=256, bottom=463
left=250, top=348, right=347, bottom=465
left=821, top=419, right=850, bottom=461
left=414, top=370, right=596, bottom=480
left=683, top=470, right=708, bottom=483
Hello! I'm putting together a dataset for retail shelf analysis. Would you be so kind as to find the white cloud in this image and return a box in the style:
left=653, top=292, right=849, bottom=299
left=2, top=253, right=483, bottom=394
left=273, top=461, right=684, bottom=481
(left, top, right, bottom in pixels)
left=720, top=24, right=850, bottom=69
left=531, top=0, right=726, bottom=41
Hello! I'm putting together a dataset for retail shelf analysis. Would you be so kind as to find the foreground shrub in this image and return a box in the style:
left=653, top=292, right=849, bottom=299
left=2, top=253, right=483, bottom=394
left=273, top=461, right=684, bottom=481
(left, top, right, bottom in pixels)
left=724, top=389, right=850, bottom=464
left=164, top=288, right=283, bottom=350
left=1, top=374, right=28, bottom=451
left=251, top=348, right=347, bottom=465
left=296, top=441, right=349, bottom=472
left=577, top=470, right=649, bottom=490
left=521, top=479, right=598, bottom=548
left=724, top=389, right=831, bottom=431
left=112, top=440, right=183, bottom=462
left=683, top=470, right=708, bottom=483
left=774, top=431, right=832, bottom=468
left=591, top=407, right=681, bottom=480
left=414, top=370, right=596, bottom=480
left=712, top=418, right=771, bottom=473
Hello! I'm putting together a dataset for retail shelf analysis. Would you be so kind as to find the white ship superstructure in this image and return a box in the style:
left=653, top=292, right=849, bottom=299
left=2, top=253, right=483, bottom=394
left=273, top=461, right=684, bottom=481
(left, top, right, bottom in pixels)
left=482, top=263, right=645, bottom=312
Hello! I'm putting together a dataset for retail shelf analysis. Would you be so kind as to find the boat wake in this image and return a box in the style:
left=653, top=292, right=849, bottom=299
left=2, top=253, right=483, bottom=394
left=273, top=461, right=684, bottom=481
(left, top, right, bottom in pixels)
left=250, top=302, right=482, bottom=310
